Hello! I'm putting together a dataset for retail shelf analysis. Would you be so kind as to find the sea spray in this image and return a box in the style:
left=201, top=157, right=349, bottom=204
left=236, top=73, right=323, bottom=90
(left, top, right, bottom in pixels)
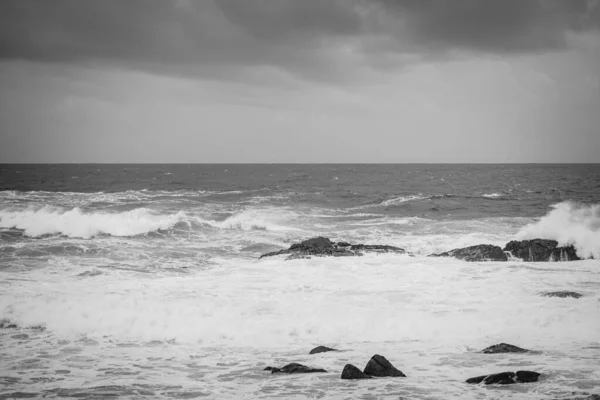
left=517, top=201, right=600, bottom=259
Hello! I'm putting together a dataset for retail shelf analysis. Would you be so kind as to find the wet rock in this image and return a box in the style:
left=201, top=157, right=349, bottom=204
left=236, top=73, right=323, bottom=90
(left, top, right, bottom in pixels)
left=516, top=370, right=542, bottom=383
left=349, top=244, right=406, bottom=253
left=542, top=291, right=583, bottom=299
left=341, top=364, right=372, bottom=380
left=482, top=343, right=530, bottom=353
left=0, top=321, right=17, bottom=329
left=466, top=370, right=540, bottom=385
left=504, top=239, right=580, bottom=262
left=363, top=354, right=406, bottom=377
left=259, top=237, right=406, bottom=260
left=430, top=244, right=508, bottom=262
left=264, top=363, right=327, bottom=374
left=309, top=346, right=338, bottom=355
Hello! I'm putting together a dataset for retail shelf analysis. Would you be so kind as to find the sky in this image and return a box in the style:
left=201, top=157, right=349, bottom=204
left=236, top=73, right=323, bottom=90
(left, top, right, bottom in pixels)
left=0, top=0, right=599, bottom=163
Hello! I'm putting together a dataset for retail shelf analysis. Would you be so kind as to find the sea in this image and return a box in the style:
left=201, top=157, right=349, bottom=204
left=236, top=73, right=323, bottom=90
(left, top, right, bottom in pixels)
left=0, top=164, right=599, bottom=399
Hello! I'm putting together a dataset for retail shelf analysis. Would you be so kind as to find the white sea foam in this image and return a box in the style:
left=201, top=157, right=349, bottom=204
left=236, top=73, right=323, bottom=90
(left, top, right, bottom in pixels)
left=2, top=255, right=598, bottom=347
left=516, top=201, right=600, bottom=259
left=2, top=255, right=599, bottom=400
left=381, top=194, right=429, bottom=206
left=0, top=206, right=189, bottom=238
left=481, top=192, right=503, bottom=198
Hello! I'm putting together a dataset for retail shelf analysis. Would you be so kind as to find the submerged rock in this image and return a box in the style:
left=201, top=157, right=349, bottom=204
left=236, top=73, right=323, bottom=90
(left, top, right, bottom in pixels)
left=363, top=354, right=406, bottom=377
left=542, top=291, right=583, bottom=299
left=482, top=343, right=530, bottom=354
left=341, top=364, right=372, bottom=380
left=430, top=244, right=508, bottom=262
left=309, top=346, right=338, bottom=355
left=466, top=370, right=541, bottom=385
left=259, top=237, right=407, bottom=260
left=504, top=239, right=580, bottom=262
left=264, top=363, right=327, bottom=374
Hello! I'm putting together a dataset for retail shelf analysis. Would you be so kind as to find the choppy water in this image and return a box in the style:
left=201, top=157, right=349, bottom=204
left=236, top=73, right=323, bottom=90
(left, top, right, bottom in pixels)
left=1, top=164, right=599, bottom=399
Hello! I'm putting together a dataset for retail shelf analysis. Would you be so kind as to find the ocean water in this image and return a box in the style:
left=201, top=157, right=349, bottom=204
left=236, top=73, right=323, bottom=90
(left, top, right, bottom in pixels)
left=0, top=164, right=599, bottom=399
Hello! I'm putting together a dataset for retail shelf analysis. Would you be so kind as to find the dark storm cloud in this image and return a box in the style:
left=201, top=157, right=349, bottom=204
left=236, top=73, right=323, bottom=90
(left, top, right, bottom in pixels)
left=374, top=0, right=600, bottom=53
left=0, top=0, right=599, bottom=80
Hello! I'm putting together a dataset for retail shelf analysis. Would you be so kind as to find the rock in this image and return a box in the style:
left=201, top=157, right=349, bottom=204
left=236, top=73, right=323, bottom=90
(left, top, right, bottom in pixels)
left=309, top=346, right=338, bottom=355
left=482, top=343, right=530, bottom=353
left=504, top=239, right=580, bottom=262
left=363, top=354, right=406, bottom=377
left=290, top=237, right=334, bottom=252
left=0, top=321, right=17, bottom=329
left=349, top=244, right=406, bottom=254
left=430, top=244, right=508, bottom=262
left=259, top=237, right=407, bottom=260
left=264, top=363, right=327, bottom=374
left=542, top=291, right=583, bottom=299
left=466, top=370, right=540, bottom=385
left=516, top=370, right=541, bottom=383
left=341, top=364, right=372, bottom=380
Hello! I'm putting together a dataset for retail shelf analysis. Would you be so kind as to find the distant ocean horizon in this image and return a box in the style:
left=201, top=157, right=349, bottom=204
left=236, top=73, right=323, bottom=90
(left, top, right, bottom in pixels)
left=1, top=163, right=599, bottom=399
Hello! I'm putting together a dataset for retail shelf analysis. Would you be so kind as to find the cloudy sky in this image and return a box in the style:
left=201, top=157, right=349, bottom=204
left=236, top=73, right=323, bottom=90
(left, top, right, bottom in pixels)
left=0, top=0, right=599, bottom=163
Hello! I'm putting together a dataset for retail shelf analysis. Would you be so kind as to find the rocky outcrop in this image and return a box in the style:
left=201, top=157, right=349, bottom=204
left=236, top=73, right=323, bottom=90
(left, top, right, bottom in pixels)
left=504, top=239, right=580, bottom=262
left=363, top=354, right=406, bottom=377
left=431, top=244, right=508, bottom=262
left=466, top=370, right=541, bottom=385
left=542, top=291, right=583, bottom=299
left=341, top=364, right=372, bottom=380
left=309, top=346, right=338, bottom=355
left=482, top=343, right=530, bottom=354
left=259, top=237, right=407, bottom=260
left=429, top=238, right=584, bottom=262
left=264, top=363, right=327, bottom=374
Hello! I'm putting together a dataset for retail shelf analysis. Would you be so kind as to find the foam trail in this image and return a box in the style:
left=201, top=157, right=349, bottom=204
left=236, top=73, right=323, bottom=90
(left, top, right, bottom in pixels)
left=516, top=201, right=600, bottom=259
left=0, top=206, right=189, bottom=238
left=482, top=193, right=503, bottom=198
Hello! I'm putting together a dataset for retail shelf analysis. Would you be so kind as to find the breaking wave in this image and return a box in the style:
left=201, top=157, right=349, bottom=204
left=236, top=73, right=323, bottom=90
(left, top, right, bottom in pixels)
left=516, top=201, right=600, bottom=259
left=199, top=209, right=301, bottom=232
left=0, top=206, right=189, bottom=239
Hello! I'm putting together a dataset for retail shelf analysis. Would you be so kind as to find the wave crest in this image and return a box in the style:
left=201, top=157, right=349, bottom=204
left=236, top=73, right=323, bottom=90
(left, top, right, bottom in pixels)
left=516, top=201, right=600, bottom=259
left=0, top=206, right=189, bottom=238
left=200, top=209, right=301, bottom=232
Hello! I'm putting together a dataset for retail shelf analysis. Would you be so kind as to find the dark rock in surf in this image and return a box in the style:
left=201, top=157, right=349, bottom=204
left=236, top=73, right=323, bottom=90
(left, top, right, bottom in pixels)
left=0, top=321, right=17, bottom=329
left=341, top=364, right=372, bottom=380
left=516, top=370, right=542, bottom=383
left=503, top=239, right=580, bottom=262
left=482, top=343, right=530, bottom=354
left=309, top=346, right=338, bottom=355
left=264, top=363, right=327, bottom=374
left=466, top=370, right=540, bottom=385
left=259, top=236, right=407, bottom=260
left=542, top=291, right=583, bottom=299
left=349, top=244, right=406, bottom=253
left=363, top=354, right=406, bottom=377
left=430, top=244, right=508, bottom=262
